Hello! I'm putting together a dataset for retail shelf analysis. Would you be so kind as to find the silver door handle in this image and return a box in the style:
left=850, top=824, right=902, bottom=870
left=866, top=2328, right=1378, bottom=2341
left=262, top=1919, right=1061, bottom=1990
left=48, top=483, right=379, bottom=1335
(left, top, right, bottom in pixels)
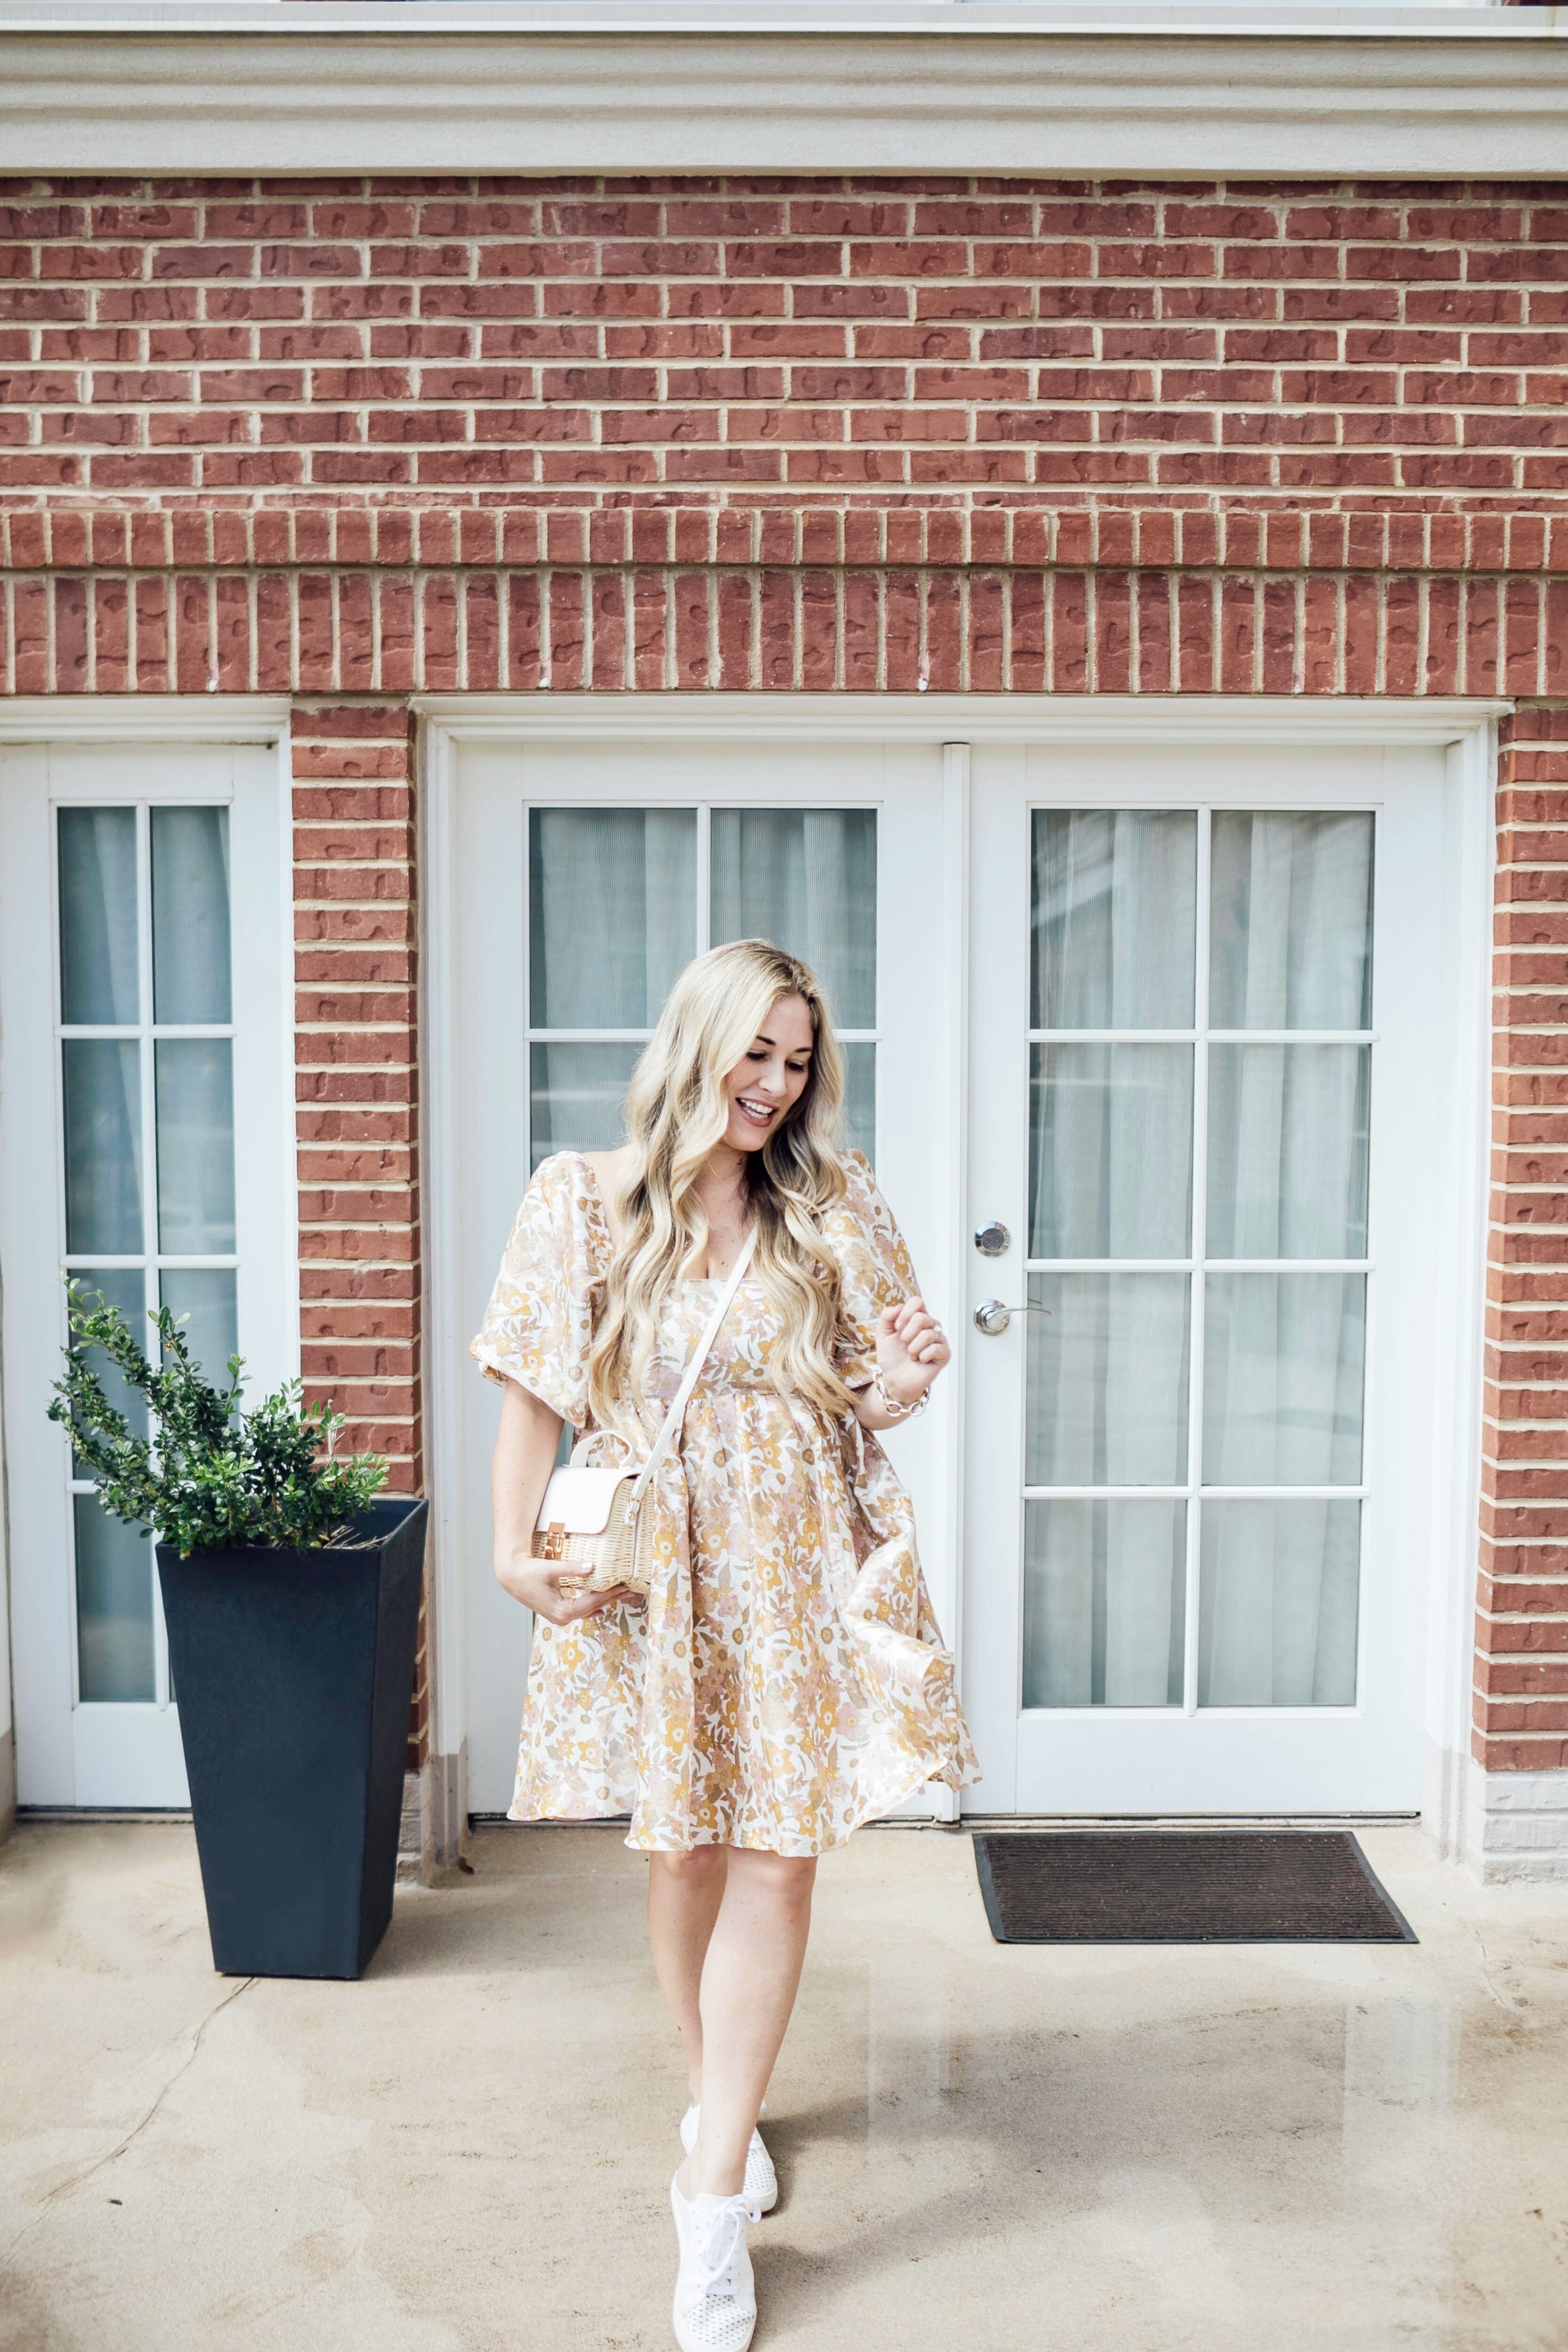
left=973, top=1299, right=1051, bottom=1336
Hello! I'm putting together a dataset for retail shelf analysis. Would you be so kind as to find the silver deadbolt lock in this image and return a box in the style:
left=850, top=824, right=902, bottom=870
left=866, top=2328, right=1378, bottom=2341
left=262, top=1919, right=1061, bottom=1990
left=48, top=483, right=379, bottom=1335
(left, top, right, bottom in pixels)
left=974, top=1220, right=1010, bottom=1257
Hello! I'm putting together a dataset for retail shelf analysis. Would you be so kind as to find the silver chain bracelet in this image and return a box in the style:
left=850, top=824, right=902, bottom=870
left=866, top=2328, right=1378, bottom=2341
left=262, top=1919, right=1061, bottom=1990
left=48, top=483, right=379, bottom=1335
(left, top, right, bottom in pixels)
left=871, top=1366, right=930, bottom=1422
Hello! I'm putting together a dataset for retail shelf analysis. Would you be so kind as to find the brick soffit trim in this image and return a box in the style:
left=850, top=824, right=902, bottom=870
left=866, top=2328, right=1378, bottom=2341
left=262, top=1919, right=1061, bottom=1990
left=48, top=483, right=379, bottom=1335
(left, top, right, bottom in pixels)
left=6, top=565, right=1563, bottom=698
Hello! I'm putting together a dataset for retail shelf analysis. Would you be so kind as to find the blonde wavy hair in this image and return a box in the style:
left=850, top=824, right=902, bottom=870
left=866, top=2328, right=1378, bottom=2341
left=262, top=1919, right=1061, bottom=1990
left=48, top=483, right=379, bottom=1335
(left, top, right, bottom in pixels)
left=587, top=939, right=854, bottom=1427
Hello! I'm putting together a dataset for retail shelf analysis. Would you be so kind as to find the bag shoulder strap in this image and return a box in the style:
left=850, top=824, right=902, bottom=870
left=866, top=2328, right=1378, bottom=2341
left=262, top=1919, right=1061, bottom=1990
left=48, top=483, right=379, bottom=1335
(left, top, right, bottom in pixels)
left=629, top=1228, right=756, bottom=1510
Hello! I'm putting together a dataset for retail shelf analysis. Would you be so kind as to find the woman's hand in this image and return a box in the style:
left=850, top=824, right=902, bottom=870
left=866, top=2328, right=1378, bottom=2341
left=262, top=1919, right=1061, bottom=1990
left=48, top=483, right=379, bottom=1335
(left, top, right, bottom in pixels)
left=491, top=1378, right=637, bottom=1623
left=496, top=1554, right=639, bottom=1626
left=875, top=1295, right=950, bottom=1406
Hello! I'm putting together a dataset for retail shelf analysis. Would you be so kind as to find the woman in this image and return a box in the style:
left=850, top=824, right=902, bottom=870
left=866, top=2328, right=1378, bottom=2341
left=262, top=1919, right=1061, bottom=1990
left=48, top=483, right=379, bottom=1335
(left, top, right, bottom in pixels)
left=471, top=938, right=977, bottom=2352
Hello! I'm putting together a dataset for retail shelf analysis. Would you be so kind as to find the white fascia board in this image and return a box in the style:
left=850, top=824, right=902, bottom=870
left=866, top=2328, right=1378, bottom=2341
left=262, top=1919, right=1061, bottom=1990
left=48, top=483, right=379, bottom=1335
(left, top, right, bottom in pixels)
left=1, top=13, right=1564, bottom=178
left=414, top=692, right=1512, bottom=745
left=0, top=7, right=1545, bottom=29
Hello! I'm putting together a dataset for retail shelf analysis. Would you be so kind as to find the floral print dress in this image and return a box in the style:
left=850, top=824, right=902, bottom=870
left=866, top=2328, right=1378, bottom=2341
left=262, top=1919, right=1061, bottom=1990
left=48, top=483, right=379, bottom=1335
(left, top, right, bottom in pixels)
left=470, top=1149, right=979, bottom=1856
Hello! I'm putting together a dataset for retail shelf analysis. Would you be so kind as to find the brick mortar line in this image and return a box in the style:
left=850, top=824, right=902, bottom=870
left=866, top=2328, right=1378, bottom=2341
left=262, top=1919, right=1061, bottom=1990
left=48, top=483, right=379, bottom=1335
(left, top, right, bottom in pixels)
left=10, top=558, right=1568, bottom=581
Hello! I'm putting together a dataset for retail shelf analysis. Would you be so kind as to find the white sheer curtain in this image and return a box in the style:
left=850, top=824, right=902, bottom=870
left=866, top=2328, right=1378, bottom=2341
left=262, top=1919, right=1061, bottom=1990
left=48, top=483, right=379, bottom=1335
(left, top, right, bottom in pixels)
left=1022, top=805, right=1374, bottom=1713
left=528, top=809, right=696, bottom=1161
left=526, top=805, right=878, bottom=1164
left=1031, top=808, right=1195, bottom=1029
left=710, top=808, right=876, bottom=1027
left=1024, top=1500, right=1186, bottom=1708
left=59, top=806, right=139, bottom=1025
left=711, top=808, right=877, bottom=1156
left=151, top=805, right=231, bottom=1023
left=58, top=804, right=242, bottom=1708
left=1200, top=812, right=1374, bottom=1706
left=1025, top=812, right=1196, bottom=1708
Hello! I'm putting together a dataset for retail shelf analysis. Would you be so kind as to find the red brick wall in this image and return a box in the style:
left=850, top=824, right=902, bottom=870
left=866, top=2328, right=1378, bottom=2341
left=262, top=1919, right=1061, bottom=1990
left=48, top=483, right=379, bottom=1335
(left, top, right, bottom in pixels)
left=0, top=176, right=1562, bottom=505
left=2, top=171, right=1565, bottom=1786
left=291, top=697, right=426, bottom=1766
left=1483, top=707, right=1568, bottom=1772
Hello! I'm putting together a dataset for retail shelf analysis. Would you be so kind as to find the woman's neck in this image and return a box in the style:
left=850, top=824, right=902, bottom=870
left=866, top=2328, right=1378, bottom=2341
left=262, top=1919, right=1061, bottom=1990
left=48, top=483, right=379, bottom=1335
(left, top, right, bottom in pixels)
left=694, top=1143, right=751, bottom=1231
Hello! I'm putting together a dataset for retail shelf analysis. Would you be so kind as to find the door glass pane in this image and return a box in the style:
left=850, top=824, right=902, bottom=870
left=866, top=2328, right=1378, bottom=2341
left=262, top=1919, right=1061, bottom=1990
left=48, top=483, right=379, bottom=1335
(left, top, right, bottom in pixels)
left=529, top=808, right=696, bottom=1028
left=1026, top=1274, right=1189, bottom=1486
left=1029, top=1044, right=1193, bottom=1259
left=1202, top=1273, right=1366, bottom=1485
left=530, top=1041, right=641, bottom=1168
left=62, top=1039, right=143, bottom=1254
left=160, top=1267, right=239, bottom=1384
left=155, top=1040, right=236, bottom=1253
left=58, top=807, right=139, bottom=1026
left=1198, top=1500, right=1361, bottom=1706
left=69, top=1270, right=150, bottom=1470
left=1031, top=810, right=1196, bottom=1030
left=839, top=1041, right=876, bottom=1163
left=151, top=806, right=231, bottom=1024
left=1023, top=1499, right=1186, bottom=1708
left=73, top=1494, right=155, bottom=1702
left=1209, top=812, right=1374, bottom=1031
left=710, top=808, right=876, bottom=1028
left=1207, top=1044, right=1370, bottom=1259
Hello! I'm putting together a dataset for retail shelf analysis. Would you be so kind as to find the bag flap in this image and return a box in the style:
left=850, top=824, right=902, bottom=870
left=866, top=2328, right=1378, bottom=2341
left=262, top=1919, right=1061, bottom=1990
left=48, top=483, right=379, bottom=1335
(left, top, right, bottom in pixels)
left=535, top=1463, right=634, bottom=1538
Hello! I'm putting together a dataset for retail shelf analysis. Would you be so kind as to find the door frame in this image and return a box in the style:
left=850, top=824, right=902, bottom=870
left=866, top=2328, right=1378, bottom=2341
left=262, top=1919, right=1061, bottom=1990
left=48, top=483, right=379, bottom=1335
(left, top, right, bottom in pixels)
left=416, top=692, right=1504, bottom=1844
left=0, top=696, right=296, bottom=1811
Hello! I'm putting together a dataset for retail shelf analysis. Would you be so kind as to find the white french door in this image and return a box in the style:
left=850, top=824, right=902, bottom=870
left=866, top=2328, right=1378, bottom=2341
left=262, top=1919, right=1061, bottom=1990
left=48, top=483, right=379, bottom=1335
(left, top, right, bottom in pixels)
left=436, top=730, right=962, bottom=1814
left=963, top=738, right=1476, bottom=1816
left=0, top=736, right=293, bottom=1808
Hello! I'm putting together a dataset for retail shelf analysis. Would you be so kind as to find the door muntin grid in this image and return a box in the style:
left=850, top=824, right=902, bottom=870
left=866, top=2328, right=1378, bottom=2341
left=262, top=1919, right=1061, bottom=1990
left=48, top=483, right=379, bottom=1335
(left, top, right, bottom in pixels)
left=1021, top=805, right=1375, bottom=1717
left=56, top=803, right=238, bottom=1708
left=524, top=803, right=878, bottom=1168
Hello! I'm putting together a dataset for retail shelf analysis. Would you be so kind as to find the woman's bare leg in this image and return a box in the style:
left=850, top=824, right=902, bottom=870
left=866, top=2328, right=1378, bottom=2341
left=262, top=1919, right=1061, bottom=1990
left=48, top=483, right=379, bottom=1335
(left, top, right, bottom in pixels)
left=677, top=1849, right=817, bottom=2200
left=647, top=1847, right=729, bottom=2103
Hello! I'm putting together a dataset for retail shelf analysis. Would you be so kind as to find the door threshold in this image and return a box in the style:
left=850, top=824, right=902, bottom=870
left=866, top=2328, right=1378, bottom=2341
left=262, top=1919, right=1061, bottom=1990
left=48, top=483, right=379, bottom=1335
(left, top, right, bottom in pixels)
left=16, top=1806, right=193, bottom=1824
left=955, top=1812, right=1421, bottom=1833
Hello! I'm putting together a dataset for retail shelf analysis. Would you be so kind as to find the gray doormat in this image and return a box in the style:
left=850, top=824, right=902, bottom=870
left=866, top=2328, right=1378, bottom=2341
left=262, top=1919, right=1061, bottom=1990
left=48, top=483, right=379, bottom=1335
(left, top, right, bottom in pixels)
left=973, top=1830, right=1416, bottom=1944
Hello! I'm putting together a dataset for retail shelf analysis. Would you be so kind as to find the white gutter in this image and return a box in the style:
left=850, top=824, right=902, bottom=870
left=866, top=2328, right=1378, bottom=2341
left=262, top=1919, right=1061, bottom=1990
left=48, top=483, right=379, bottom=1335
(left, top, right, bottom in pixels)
left=0, top=4, right=1552, bottom=27
left=0, top=3, right=1563, bottom=177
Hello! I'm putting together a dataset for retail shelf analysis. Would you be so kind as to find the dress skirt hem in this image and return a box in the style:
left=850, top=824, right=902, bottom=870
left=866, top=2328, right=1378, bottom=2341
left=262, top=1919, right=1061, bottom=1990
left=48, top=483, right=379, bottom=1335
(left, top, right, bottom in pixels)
left=506, top=1752, right=969, bottom=1859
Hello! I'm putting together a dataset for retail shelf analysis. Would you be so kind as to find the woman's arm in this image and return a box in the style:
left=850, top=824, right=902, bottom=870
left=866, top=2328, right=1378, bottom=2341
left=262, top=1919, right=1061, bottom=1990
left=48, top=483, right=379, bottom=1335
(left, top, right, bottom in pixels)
left=852, top=1295, right=951, bottom=1432
left=492, top=1378, right=634, bottom=1624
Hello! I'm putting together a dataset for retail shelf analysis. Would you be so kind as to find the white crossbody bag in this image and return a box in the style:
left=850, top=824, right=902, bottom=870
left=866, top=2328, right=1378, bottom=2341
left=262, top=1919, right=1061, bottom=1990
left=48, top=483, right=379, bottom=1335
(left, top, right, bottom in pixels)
left=531, top=1231, right=757, bottom=1600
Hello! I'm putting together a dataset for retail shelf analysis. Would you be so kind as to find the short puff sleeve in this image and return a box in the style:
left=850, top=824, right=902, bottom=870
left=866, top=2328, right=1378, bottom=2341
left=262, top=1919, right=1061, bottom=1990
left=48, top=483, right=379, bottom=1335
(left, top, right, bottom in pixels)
left=823, top=1149, right=920, bottom=1393
left=468, top=1153, right=607, bottom=1426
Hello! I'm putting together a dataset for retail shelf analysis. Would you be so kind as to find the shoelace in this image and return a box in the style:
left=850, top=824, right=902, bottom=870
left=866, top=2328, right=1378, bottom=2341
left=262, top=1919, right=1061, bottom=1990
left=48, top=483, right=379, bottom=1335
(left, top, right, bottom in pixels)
left=685, top=2194, right=759, bottom=2302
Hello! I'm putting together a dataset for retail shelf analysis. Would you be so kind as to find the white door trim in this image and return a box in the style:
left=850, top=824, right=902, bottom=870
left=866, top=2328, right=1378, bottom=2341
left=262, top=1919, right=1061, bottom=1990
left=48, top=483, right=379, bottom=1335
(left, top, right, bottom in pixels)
left=419, top=692, right=1502, bottom=1820
left=1425, top=717, right=1496, bottom=1852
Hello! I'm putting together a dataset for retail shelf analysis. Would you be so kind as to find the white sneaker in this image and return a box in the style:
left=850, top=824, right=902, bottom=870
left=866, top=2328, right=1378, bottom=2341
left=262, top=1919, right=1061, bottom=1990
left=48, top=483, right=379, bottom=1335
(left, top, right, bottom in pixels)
left=670, top=2174, right=757, bottom=2352
left=679, top=2103, right=778, bottom=2216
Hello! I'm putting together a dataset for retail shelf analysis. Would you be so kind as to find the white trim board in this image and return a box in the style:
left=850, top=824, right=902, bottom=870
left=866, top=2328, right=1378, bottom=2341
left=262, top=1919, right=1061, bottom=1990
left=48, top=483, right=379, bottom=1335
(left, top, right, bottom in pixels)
left=1, top=8, right=1537, bottom=29
left=3, top=13, right=1564, bottom=177
left=415, top=695, right=1512, bottom=747
left=0, top=698, right=291, bottom=745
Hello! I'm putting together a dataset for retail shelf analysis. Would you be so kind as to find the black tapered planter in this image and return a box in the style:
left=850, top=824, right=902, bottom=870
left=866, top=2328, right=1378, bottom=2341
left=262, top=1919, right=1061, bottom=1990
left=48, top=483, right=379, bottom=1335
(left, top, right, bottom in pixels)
left=157, top=1496, right=429, bottom=1981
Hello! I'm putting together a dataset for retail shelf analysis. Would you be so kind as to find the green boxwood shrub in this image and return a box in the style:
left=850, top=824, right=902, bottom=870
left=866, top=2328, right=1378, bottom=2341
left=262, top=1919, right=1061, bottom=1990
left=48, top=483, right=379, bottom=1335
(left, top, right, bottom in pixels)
left=50, top=1285, right=386, bottom=1557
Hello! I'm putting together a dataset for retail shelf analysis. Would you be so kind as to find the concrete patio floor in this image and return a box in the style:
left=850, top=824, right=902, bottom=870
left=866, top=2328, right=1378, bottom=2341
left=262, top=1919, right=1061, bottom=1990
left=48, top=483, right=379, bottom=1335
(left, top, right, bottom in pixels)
left=0, top=1820, right=1564, bottom=2352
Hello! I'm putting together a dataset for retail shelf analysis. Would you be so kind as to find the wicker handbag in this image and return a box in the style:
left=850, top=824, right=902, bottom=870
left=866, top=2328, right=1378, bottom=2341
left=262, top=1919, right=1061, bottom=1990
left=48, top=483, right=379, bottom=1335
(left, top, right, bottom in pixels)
left=531, top=1232, right=756, bottom=1600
